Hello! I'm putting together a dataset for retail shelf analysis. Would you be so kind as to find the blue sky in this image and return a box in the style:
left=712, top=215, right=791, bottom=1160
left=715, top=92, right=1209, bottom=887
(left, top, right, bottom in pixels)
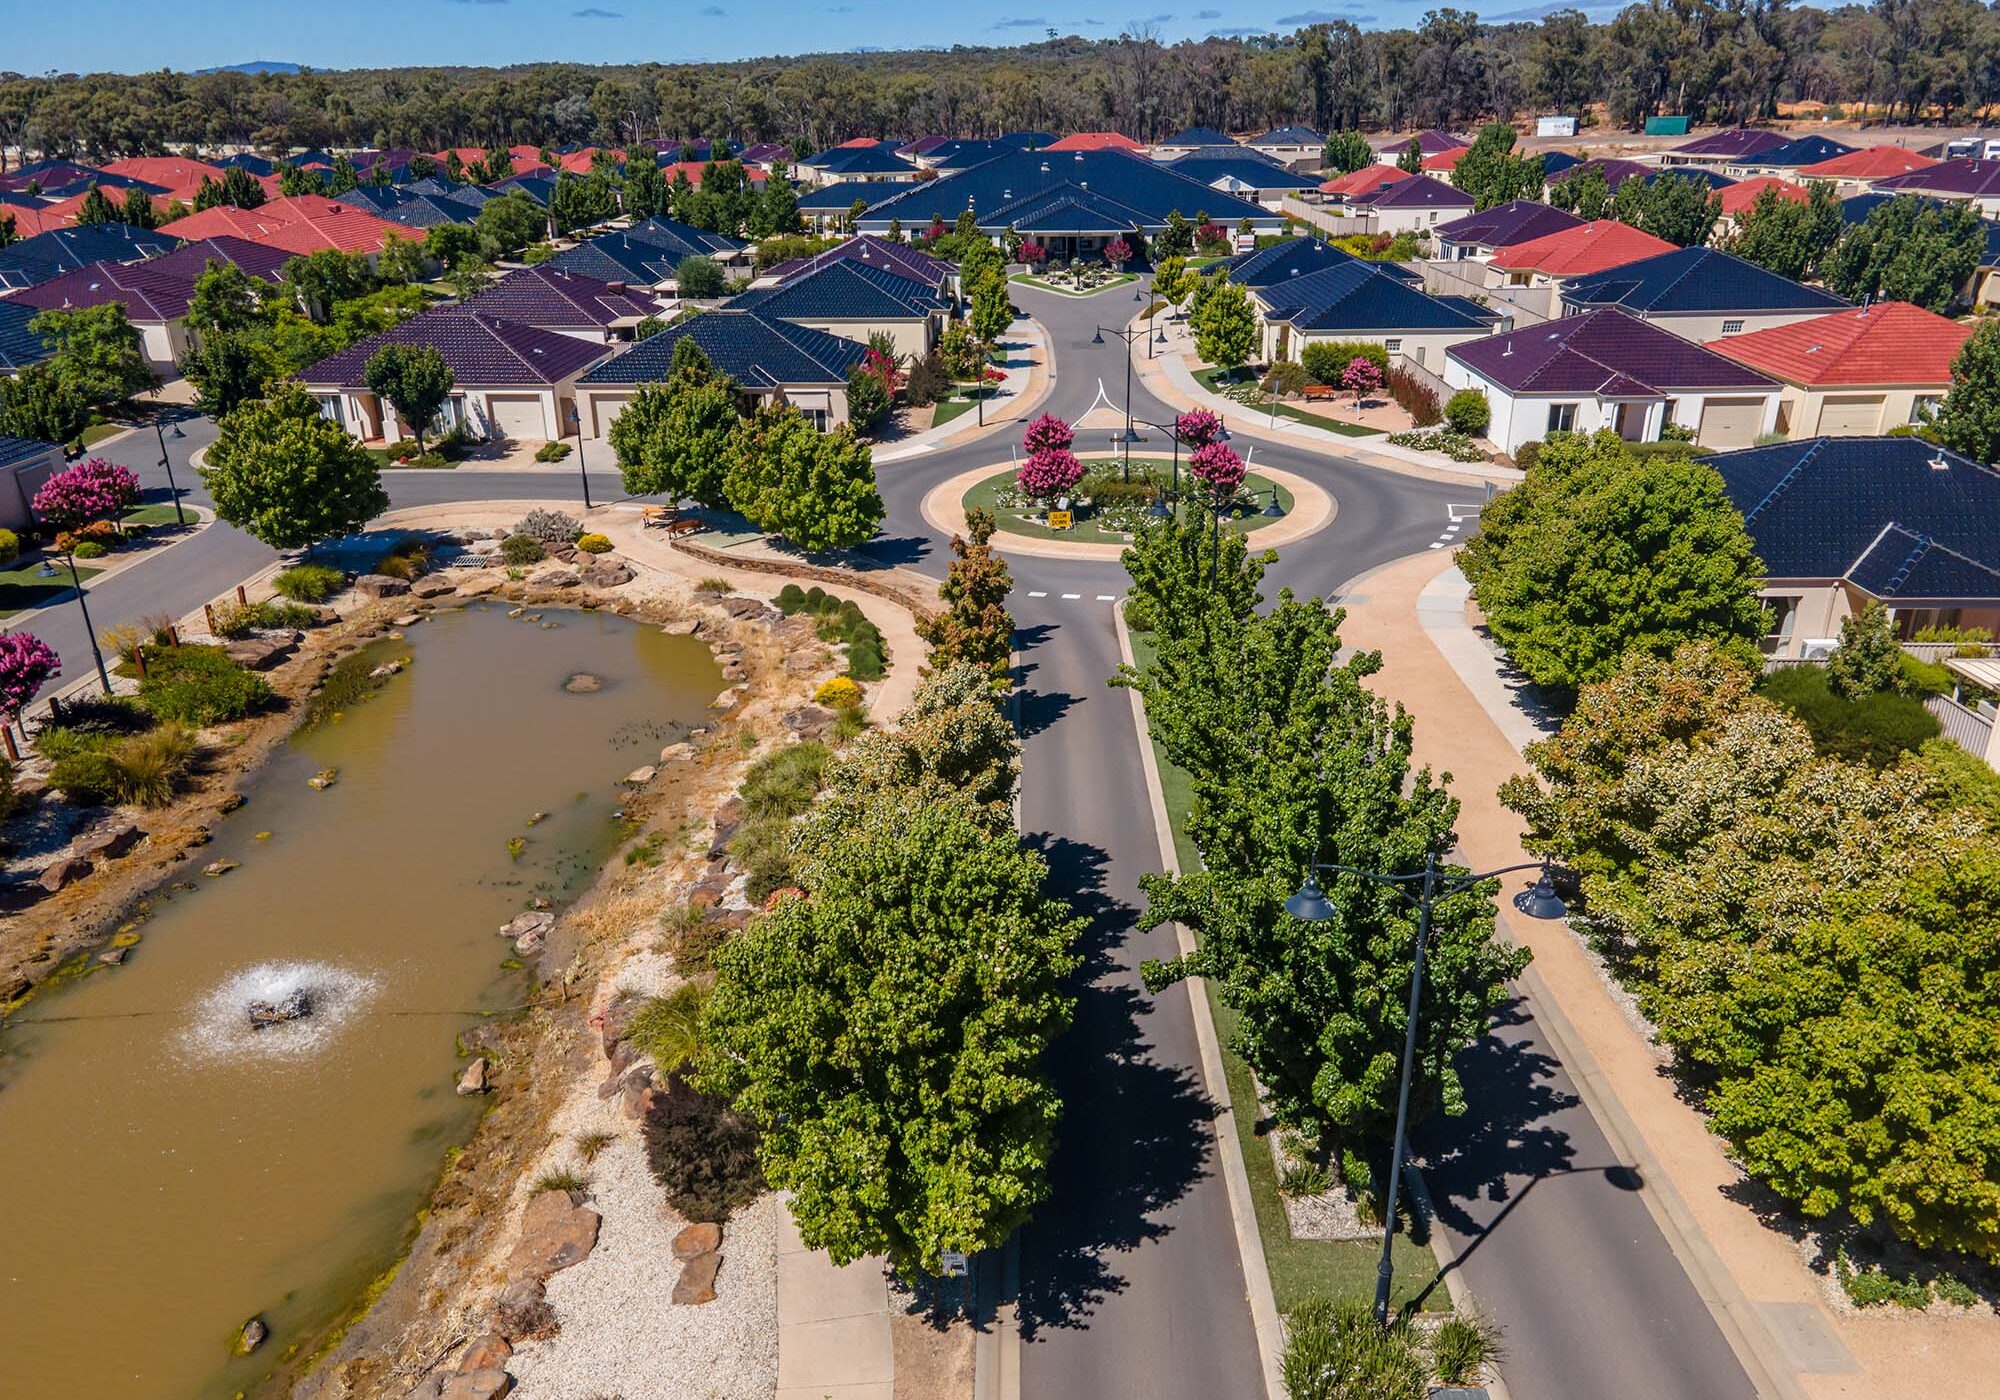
left=4, top=1, right=1574, bottom=75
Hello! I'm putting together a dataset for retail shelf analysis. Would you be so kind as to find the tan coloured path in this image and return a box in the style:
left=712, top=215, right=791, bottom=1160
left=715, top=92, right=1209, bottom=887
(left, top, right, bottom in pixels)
left=1341, top=547, right=2000, bottom=1400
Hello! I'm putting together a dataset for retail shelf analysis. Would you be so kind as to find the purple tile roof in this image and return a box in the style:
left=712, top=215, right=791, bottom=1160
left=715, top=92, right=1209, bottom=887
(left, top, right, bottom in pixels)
left=1358, top=172, right=1472, bottom=210
left=1874, top=156, right=2000, bottom=197
left=1448, top=307, right=1777, bottom=395
left=1553, top=156, right=1655, bottom=190
left=1672, top=128, right=1792, bottom=160
left=12, top=235, right=291, bottom=322
left=298, top=304, right=611, bottom=389
left=763, top=233, right=956, bottom=290
left=460, top=265, right=661, bottom=331
left=1434, top=199, right=1583, bottom=248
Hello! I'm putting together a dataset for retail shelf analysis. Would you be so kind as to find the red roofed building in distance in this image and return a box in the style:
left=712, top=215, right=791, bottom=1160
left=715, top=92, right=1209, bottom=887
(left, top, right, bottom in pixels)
left=1709, top=300, right=1972, bottom=437
left=1487, top=219, right=1679, bottom=285
left=97, top=155, right=227, bottom=190
left=661, top=161, right=766, bottom=186
left=1044, top=132, right=1145, bottom=152
left=0, top=202, right=79, bottom=238
left=1796, top=144, right=1939, bottom=190
left=157, top=194, right=420, bottom=256
left=1715, top=176, right=1810, bottom=233
left=1318, top=162, right=1412, bottom=210
left=1423, top=146, right=1470, bottom=176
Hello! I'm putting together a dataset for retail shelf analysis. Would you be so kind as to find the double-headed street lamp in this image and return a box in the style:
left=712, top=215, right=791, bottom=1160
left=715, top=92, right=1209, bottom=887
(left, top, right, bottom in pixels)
left=1139, top=414, right=1231, bottom=521
left=1286, top=851, right=1568, bottom=1327
left=1090, top=322, right=1147, bottom=478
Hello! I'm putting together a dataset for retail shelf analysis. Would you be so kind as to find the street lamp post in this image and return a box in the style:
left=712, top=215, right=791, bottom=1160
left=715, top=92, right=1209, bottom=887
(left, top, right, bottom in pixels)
left=1285, top=853, right=1568, bottom=1327
left=1092, top=323, right=1149, bottom=481
left=573, top=407, right=593, bottom=511
left=153, top=415, right=188, bottom=526
left=61, top=548, right=113, bottom=697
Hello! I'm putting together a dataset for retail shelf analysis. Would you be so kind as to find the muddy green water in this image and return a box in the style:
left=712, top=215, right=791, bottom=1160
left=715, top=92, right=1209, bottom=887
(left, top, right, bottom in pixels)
left=0, top=602, right=717, bottom=1399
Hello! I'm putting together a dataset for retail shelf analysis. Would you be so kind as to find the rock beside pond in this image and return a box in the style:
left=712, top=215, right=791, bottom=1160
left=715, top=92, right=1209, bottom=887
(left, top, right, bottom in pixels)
left=248, top=988, right=311, bottom=1029
left=457, top=1333, right=513, bottom=1373
left=439, top=1369, right=514, bottom=1400
left=412, top=576, right=457, bottom=599
left=499, top=910, right=554, bottom=943
left=782, top=705, right=835, bottom=739
left=370, top=660, right=405, bottom=679
left=354, top=574, right=411, bottom=599
left=561, top=672, right=601, bottom=693
left=506, top=1190, right=600, bottom=1279
left=39, top=855, right=92, bottom=892
left=456, top=1057, right=490, bottom=1096
left=720, top=595, right=776, bottom=622
left=308, top=768, right=339, bottom=790
left=529, top=564, right=581, bottom=588
left=97, top=946, right=128, bottom=965
left=661, top=618, right=701, bottom=635
left=623, top=765, right=656, bottom=786
left=235, top=1316, right=268, bottom=1355
left=392, top=613, right=422, bottom=627
left=580, top=560, right=634, bottom=588
left=203, top=859, right=238, bottom=877
left=76, top=822, right=145, bottom=860
left=225, top=634, right=298, bottom=670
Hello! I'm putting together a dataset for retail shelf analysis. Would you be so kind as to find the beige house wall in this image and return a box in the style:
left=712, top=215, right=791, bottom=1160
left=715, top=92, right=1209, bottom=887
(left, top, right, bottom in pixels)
left=1768, top=381, right=1946, bottom=437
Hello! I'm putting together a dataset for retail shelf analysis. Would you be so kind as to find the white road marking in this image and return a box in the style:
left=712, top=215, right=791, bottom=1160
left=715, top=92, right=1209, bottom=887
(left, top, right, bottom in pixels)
left=1096, top=594, right=1117, bottom=601
left=1428, top=542, right=1445, bottom=549
left=1028, top=590, right=1048, bottom=597
left=1061, top=593, right=1082, bottom=600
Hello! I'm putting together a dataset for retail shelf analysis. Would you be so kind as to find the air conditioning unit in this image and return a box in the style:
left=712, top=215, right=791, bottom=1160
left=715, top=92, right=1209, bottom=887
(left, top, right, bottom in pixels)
left=1801, top=639, right=1840, bottom=661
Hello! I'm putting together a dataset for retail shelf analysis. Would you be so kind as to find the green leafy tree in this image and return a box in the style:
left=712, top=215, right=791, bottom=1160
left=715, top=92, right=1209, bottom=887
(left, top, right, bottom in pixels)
left=179, top=330, right=276, bottom=417
left=31, top=303, right=157, bottom=406
left=374, top=232, right=427, bottom=287
left=0, top=363, right=91, bottom=446
left=283, top=249, right=375, bottom=324
left=1192, top=277, right=1257, bottom=373
left=675, top=254, right=725, bottom=298
left=1117, top=509, right=1529, bottom=1148
left=1321, top=130, right=1373, bottom=175
left=968, top=274, right=1013, bottom=347
left=1933, top=320, right=2000, bottom=464
left=723, top=404, right=884, bottom=552
left=328, top=155, right=360, bottom=195
left=623, top=160, right=668, bottom=221
left=914, top=508, right=1014, bottom=687
left=1158, top=209, right=1194, bottom=256
left=1827, top=601, right=1906, bottom=697
left=475, top=191, right=544, bottom=259
left=550, top=171, right=618, bottom=234
left=187, top=258, right=270, bottom=339
left=120, top=186, right=157, bottom=229
left=201, top=383, right=388, bottom=553
left=1396, top=136, right=1424, bottom=173
left=701, top=782, right=1079, bottom=1277
left=608, top=350, right=741, bottom=507
left=1452, top=123, right=1546, bottom=211
left=219, top=167, right=266, bottom=209
left=1823, top=194, right=1981, bottom=313
left=277, top=162, right=320, bottom=197
left=0, top=212, right=17, bottom=248
left=74, top=184, right=119, bottom=225
left=1549, top=163, right=1612, bottom=219
left=362, top=343, right=455, bottom=453
left=1458, top=431, right=1768, bottom=699
left=1610, top=172, right=1718, bottom=248
left=1151, top=253, right=1190, bottom=307
left=425, top=221, right=483, bottom=272
left=1727, top=181, right=1843, bottom=282
left=446, top=257, right=492, bottom=302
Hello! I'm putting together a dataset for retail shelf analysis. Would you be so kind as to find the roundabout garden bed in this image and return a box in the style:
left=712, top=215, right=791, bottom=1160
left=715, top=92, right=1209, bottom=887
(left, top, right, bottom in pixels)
left=963, top=458, right=1294, bottom=544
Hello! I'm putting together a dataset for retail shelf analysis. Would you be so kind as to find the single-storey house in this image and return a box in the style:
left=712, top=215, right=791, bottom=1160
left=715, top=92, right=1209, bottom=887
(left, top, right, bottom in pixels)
left=1658, top=127, right=1792, bottom=170
left=797, top=181, right=921, bottom=231
left=458, top=265, right=663, bottom=343
left=0, top=300, right=52, bottom=373
left=919, top=140, right=1020, bottom=174
left=1153, top=127, right=1237, bottom=161
left=156, top=195, right=421, bottom=258
left=1434, top=200, right=1583, bottom=261
left=0, top=436, right=62, bottom=531
left=622, top=216, right=752, bottom=270
left=1165, top=152, right=1319, bottom=208
left=10, top=235, right=293, bottom=367
left=575, top=309, right=869, bottom=436
left=0, top=222, right=176, bottom=292
left=1483, top=220, right=1678, bottom=294
left=1224, top=235, right=1425, bottom=292
left=1712, top=176, right=1807, bottom=235
left=1253, top=260, right=1498, bottom=372
left=1351, top=173, right=1473, bottom=233
left=1795, top=144, right=1937, bottom=192
left=761, top=234, right=956, bottom=295
left=1870, top=157, right=2000, bottom=218
left=1317, top=163, right=1413, bottom=215
left=1443, top=306, right=1781, bottom=452
left=1723, top=134, right=1855, bottom=179
left=1709, top=301, right=1970, bottom=439
left=548, top=218, right=748, bottom=293
left=1558, top=245, right=1851, bottom=343
left=1044, top=132, right=1147, bottom=153
left=1246, top=125, right=1325, bottom=167
left=1710, top=435, right=2000, bottom=655
left=796, top=145, right=918, bottom=188
left=728, top=258, right=947, bottom=359
left=1376, top=130, right=1467, bottom=165
left=1550, top=156, right=1655, bottom=193
left=298, top=304, right=612, bottom=445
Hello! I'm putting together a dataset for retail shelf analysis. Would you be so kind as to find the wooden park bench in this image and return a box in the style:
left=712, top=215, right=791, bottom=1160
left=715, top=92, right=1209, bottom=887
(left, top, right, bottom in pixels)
left=641, top=506, right=704, bottom=538
left=1301, top=384, right=1341, bottom=402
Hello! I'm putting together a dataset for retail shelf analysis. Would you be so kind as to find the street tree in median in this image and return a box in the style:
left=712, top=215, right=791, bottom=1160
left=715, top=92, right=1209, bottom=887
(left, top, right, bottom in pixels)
left=1457, top=430, right=1769, bottom=701
left=201, top=382, right=389, bottom=554
left=915, top=508, right=1014, bottom=688
left=362, top=344, right=455, bottom=454
left=722, top=404, right=883, bottom=552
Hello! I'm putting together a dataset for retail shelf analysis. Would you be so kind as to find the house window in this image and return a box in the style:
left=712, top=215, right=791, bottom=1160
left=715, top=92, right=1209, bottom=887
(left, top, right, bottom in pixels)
left=1546, top=403, right=1578, bottom=434
left=1384, top=338, right=1403, bottom=354
left=1911, top=394, right=1941, bottom=424
left=804, top=407, right=830, bottom=431
left=1761, top=595, right=1800, bottom=654
left=1720, top=319, right=1745, bottom=336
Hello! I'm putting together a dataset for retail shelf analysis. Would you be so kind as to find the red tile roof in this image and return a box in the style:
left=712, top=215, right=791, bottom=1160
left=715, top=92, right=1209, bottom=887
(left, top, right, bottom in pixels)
left=1796, top=145, right=1939, bottom=180
left=1422, top=146, right=1469, bottom=173
left=1044, top=132, right=1145, bottom=152
left=1709, top=301, right=1970, bottom=386
left=1718, top=176, right=1808, bottom=216
left=1489, top=219, right=1678, bottom=276
left=835, top=137, right=880, bottom=149
left=1, top=202, right=77, bottom=237
left=661, top=161, right=765, bottom=185
left=1319, top=164, right=1413, bottom=198
left=97, top=155, right=227, bottom=189
left=158, top=194, right=419, bottom=255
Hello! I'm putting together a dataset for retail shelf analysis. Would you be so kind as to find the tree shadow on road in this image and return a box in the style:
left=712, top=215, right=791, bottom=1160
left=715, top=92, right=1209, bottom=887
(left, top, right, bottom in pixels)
left=860, top=533, right=934, bottom=569
left=1012, top=832, right=1220, bottom=1338
left=1014, top=623, right=1079, bottom=738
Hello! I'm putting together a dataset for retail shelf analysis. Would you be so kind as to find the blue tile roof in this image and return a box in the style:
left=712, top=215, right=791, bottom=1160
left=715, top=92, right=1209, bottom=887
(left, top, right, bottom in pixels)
left=1169, top=156, right=1318, bottom=192
left=380, top=195, right=479, bottom=228
left=1162, top=126, right=1236, bottom=147
left=0, top=223, right=176, bottom=292
left=491, top=175, right=556, bottom=206
left=1710, top=436, right=2000, bottom=597
left=0, top=435, right=61, bottom=472
left=1560, top=246, right=1851, bottom=316
left=1747, top=134, right=1854, bottom=167
left=217, top=153, right=278, bottom=176
left=1639, top=167, right=1738, bottom=191
left=982, top=184, right=1156, bottom=235
left=1001, top=132, right=1057, bottom=149
left=730, top=259, right=944, bottom=320
left=1256, top=261, right=1492, bottom=333
left=622, top=216, right=747, bottom=260
left=1249, top=125, right=1324, bottom=146
left=924, top=140, right=1015, bottom=170
left=1225, top=236, right=1422, bottom=287
left=809, top=146, right=919, bottom=178
left=858, top=148, right=1271, bottom=232
left=0, top=302, right=52, bottom=371
left=797, top=180, right=921, bottom=212
left=549, top=236, right=680, bottom=286
left=578, top=309, right=867, bottom=388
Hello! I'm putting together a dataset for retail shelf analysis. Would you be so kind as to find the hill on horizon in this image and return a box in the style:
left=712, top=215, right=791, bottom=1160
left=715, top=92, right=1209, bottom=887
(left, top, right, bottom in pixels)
left=192, top=60, right=304, bottom=75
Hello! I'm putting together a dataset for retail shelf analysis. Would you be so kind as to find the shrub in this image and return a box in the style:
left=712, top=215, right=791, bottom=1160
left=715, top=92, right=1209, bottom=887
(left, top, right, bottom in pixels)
left=372, top=538, right=431, bottom=580
left=1428, top=1313, right=1503, bottom=1387
left=1123, top=593, right=1156, bottom=633
left=575, top=532, right=612, bottom=554
left=1900, top=651, right=1955, bottom=696
left=626, top=983, right=711, bottom=1075
left=1443, top=388, right=1491, bottom=435
left=1385, top=366, right=1440, bottom=425
left=534, top=440, right=573, bottom=463
left=532, top=1167, right=591, bottom=1199
left=775, top=583, right=808, bottom=614
left=1834, top=1249, right=1934, bottom=1309
left=1299, top=340, right=1389, bottom=387
left=740, top=740, right=830, bottom=823
left=1385, top=428, right=1485, bottom=462
left=1280, top=1296, right=1427, bottom=1400
left=695, top=577, right=732, bottom=594
left=46, top=722, right=196, bottom=807
left=1660, top=420, right=1698, bottom=442
left=137, top=645, right=274, bottom=724
left=660, top=909, right=729, bottom=976
left=1339, top=1144, right=1380, bottom=1224
left=210, top=600, right=318, bottom=638
left=73, top=540, right=108, bottom=559
left=1512, top=439, right=1541, bottom=470
left=0, top=529, right=17, bottom=567
left=1758, top=665, right=1940, bottom=768
left=814, top=676, right=862, bottom=708
left=44, top=694, right=151, bottom=738
left=513, top=508, right=583, bottom=544
left=272, top=564, right=347, bottom=603
left=640, top=1076, right=765, bottom=1224
left=1277, top=1161, right=1331, bottom=1197
left=499, top=533, right=546, bottom=565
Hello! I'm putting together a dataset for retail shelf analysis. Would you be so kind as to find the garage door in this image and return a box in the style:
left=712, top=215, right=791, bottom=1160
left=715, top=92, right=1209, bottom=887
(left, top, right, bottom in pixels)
left=487, top=394, right=544, bottom=442
left=587, top=394, right=632, bottom=437
left=1697, top=397, right=1766, bottom=449
left=1817, top=395, right=1885, bottom=436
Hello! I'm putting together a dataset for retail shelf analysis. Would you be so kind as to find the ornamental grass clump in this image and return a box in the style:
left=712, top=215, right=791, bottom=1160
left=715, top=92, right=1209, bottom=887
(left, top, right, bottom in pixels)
left=137, top=645, right=274, bottom=725
left=272, top=564, right=347, bottom=603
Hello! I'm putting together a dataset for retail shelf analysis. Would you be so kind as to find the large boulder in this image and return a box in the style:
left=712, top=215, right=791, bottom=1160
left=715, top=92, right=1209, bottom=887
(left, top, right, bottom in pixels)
left=671, top=1223, right=721, bottom=1260
left=438, top=1370, right=514, bottom=1400
left=354, top=574, right=411, bottom=599
left=225, top=633, right=299, bottom=670
left=528, top=564, right=581, bottom=589
left=456, top=1057, right=490, bottom=1096
left=492, top=1277, right=555, bottom=1341
left=720, top=595, right=776, bottom=622
left=75, top=822, right=144, bottom=860
left=38, top=856, right=92, bottom=893
left=412, top=576, right=458, bottom=599
left=506, top=1191, right=600, bottom=1280
left=672, top=1252, right=721, bottom=1305
left=580, top=560, right=634, bottom=589
left=456, top=1334, right=513, bottom=1373
left=498, top=910, right=554, bottom=942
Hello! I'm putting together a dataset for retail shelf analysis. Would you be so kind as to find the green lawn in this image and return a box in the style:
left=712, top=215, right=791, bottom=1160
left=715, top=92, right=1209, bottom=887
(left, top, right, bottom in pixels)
left=967, top=460, right=1292, bottom=544
left=930, top=387, right=997, bottom=428
left=0, top=560, right=104, bottom=619
left=1193, top=367, right=1386, bottom=438
left=1124, top=627, right=1448, bottom=1317
left=123, top=503, right=191, bottom=527
left=1009, top=270, right=1139, bottom=297
left=78, top=420, right=130, bottom=448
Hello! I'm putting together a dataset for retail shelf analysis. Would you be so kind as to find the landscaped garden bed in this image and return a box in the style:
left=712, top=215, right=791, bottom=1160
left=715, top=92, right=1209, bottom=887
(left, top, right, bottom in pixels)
left=964, top=458, right=1292, bottom=544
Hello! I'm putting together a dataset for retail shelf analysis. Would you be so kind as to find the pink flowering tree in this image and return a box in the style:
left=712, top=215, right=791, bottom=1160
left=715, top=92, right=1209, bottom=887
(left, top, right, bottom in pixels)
left=0, top=632, right=59, bottom=720
left=1195, top=221, right=1230, bottom=253
left=1019, top=240, right=1047, bottom=268
left=1189, top=442, right=1245, bottom=504
left=1104, top=238, right=1133, bottom=271
left=1341, top=356, right=1383, bottom=412
left=33, top=458, right=141, bottom=534
left=1017, top=447, right=1084, bottom=502
left=1022, top=413, right=1075, bottom=456
left=1174, top=409, right=1224, bottom=449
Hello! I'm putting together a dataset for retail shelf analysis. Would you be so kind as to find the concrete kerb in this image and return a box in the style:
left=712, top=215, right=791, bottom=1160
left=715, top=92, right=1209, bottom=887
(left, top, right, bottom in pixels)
left=1113, top=598, right=1288, bottom=1400
left=876, top=316, right=1057, bottom=465
left=920, top=461, right=1336, bottom=563
left=2, top=500, right=215, bottom=643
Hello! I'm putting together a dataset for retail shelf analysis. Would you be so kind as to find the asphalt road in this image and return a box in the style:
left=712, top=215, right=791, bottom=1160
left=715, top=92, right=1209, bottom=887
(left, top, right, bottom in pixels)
left=29, top=282, right=1760, bottom=1400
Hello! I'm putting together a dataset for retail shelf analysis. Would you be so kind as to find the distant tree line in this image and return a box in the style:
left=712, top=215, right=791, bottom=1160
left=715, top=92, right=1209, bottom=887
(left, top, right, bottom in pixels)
left=6, top=1, right=2000, bottom=165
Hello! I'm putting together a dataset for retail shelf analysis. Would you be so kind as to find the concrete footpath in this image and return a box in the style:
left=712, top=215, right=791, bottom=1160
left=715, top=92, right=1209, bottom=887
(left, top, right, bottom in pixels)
left=773, top=1202, right=895, bottom=1400
left=1342, top=548, right=2000, bottom=1400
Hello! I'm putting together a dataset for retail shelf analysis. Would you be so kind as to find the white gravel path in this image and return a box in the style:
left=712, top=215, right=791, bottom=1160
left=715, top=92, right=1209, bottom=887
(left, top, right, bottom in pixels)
left=507, top=954, right=779, bottom=1400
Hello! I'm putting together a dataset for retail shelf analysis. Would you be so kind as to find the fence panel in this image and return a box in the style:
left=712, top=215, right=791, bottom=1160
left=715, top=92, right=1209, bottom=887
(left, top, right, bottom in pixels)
left=1927, top=694, right=1995, bottom=760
